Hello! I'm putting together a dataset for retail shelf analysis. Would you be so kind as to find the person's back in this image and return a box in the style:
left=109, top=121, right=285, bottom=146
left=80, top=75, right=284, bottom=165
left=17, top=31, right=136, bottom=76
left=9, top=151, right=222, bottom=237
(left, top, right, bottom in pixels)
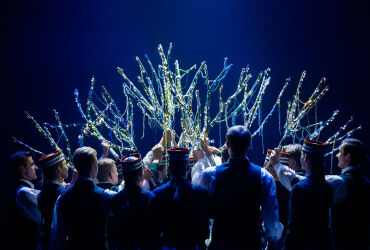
left=212, top=158, right=262, bottom=248
left=50, top=147, right=112, bottom=250
left=208, top=126, right=282, bottom=249
left=150, top=147, right=210, bottom=249
left=284, top=176, right=333, bottom=249
left=38, top=182, right=65, bottom=245
left=58, top=178, right=108, bottom=249
left=151, top=177, right=210, bottom=248
left=284, top=139, right=333, bottom=250
left=109, top=153, right=153, bottom=249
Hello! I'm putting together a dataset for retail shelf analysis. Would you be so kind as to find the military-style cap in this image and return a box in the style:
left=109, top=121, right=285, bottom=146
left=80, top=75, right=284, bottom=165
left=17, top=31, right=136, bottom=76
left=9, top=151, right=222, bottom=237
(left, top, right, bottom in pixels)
left=167, top=148, right=189, bottom=162
left=120, top=153, right=144, bottom=171
left=302, top=139, right=327, bottom=155
left=266, top=149, right=291, bottom=165
left=39, top=151, right=65, bottom=168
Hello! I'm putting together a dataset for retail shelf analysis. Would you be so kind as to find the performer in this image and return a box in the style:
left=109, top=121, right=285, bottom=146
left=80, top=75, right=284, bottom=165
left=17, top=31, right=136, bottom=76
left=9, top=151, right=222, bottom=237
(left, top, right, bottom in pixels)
left=265, top=145, right=302, bottom=231
left=110, top=153, right=153, bottom=249
left=200, top=125, right=283, bottom=249
left=150, top=147, right=210, bottom=249
left=283, top=139, right=333, bottom=250
left=331, top=138, right=369, bottom=250
left=50, top=147, right=115, bottom=249
left=37, top=151, right=69, bottom=248
left=8, top=151, right=42, bottom=250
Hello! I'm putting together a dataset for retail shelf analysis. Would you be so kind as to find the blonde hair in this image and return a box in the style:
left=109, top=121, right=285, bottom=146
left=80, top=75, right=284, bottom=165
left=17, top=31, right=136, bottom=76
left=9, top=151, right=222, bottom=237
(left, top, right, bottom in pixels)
left=97, top=158, right=116, bottom=182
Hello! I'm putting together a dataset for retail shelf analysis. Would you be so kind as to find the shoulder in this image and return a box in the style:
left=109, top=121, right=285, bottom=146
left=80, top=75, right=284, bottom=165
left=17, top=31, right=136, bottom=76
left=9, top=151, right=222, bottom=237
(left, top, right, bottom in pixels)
left=17, top=186, right=40, bottom=197
left=152, top=181, right=171, bottom=196
left=260, top=166, right=274, bottom=184
left=141, top=188, right=152, bottom=197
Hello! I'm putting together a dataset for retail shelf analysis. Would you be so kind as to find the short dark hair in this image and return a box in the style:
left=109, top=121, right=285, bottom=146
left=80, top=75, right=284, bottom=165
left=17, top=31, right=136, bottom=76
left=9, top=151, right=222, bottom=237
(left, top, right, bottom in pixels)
left=72, top=147, right=97, bottom=177
left=342, top=138, right=367, bottom=166
left=43, top=164, right=60, bottom=181
left=122, top=167, right=142, bottom=184
left=9, top=151, right=32, bottom=178
left=282, top=144, right=302, bottom=170
left=221, top=144, right=229, bottom=162
left=226, top=125, right=251, bottom=155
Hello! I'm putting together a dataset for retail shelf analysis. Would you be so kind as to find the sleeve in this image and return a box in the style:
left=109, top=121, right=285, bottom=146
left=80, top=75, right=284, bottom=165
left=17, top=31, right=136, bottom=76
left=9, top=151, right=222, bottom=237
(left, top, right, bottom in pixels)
left=207, top=154, right=222, bottom=167
left=274, top=163, right=299, bottom=191
left=49, top=196, right=67, bottom=250
left=143, top=150, right=154, bottom=167
left=192, top=167, right=216, bottom=194
left=260, top=169, right=284, bottom=245
left=16, top=187, right=42, bottom=223
left=325, top=175, right=348, bottom=204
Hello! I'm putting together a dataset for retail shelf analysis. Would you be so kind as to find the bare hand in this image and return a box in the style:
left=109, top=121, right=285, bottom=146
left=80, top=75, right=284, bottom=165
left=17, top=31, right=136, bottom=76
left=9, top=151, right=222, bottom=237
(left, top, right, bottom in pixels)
left=192, top=148, right=204, bottom=162
left=142, top=165, right=153, bottom=180
left=101, top=142, right=110, bottom=158
left=269, top=148, right=281, bottom=166
left=200, top=137, right=210, bottom=152
left=152, top=144, right=164, bottom=160
left=208, top=146, right=221, bottom=156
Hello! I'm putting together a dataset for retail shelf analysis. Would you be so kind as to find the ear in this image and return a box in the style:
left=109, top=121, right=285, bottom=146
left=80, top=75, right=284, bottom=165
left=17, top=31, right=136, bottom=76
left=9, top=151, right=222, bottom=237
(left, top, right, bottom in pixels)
left=226, top=141, right=230, bottom=149
left=303, top=153, right=308, bottom=163
left=289, top=158, right=295, bottom=167
left=19, top=165, right=26, bottom=175
left=344, top=153, right=351, bottom=164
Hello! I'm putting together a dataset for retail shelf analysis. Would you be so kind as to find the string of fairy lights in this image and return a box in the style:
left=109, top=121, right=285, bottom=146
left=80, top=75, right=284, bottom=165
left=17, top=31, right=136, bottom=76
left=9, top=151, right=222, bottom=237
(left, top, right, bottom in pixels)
left=13, top=43, right=361, bottom=168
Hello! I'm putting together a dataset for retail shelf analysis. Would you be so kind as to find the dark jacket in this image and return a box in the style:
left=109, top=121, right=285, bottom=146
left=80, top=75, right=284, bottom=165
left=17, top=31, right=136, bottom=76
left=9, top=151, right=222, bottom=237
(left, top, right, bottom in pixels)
left=211, top=158, right=262, bottom=250
left=57, top=178, right=111, bottom=249
left=150, top=177, right=210, bottom=248
left=38, top=181, right=65, bottom=247
left=331, top=166, right=370, bottom=250
left=284, top=175, right=333, bottom=250
left=9, top=179, right=42, bottom=250
left=97, top=182, right=119, bottom=192
left=110, top=183, right=152, bottom=249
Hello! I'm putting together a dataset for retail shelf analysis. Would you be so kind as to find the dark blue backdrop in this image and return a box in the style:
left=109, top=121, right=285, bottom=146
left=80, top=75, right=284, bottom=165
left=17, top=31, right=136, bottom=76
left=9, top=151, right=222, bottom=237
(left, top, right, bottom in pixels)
left=1, top=0, right=369, bottom=246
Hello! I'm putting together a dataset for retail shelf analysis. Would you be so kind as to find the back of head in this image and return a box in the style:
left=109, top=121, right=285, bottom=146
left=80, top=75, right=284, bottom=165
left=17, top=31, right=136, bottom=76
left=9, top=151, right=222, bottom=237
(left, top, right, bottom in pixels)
left=342, top=138, right=367, bottom=166
left=39, top=151, right=66, bottom=182
left=73, top=147, right=97, bottom=178
left=97, top=158, right=116, bottom=183
left=282, top=144, right=302, bottom=171
left=226, top=125, right=251, bottom=156
left=9, top=151, right=32, bottom=179
left=168, top=148, right=189, bottom=179
left=302, top=139, right=326, bottom=177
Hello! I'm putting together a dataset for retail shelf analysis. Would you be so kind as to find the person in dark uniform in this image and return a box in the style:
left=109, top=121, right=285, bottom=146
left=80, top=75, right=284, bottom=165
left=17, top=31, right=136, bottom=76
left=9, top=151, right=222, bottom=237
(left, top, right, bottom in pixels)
left=37, top=151, right=69, bottom=248
left=110, top=153, right=153, bottom=249
left=97, top=158, right=119, bottom=192
left=201, top=126, right=282, bottom=249
left=283, top=139, right=334, bottom=250
left=8, top=151, right=42, bottom=250
left=50, top=147, right=115, bottom=250
left=150, top=147, right=210, bottom=249
left=331, top=138, right=369, bottom=250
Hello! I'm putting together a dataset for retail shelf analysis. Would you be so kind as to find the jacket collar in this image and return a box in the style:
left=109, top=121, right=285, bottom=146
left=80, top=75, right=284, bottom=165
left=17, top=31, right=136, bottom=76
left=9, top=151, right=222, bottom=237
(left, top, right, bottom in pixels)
left=18, top=179, right=34, bottom=189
